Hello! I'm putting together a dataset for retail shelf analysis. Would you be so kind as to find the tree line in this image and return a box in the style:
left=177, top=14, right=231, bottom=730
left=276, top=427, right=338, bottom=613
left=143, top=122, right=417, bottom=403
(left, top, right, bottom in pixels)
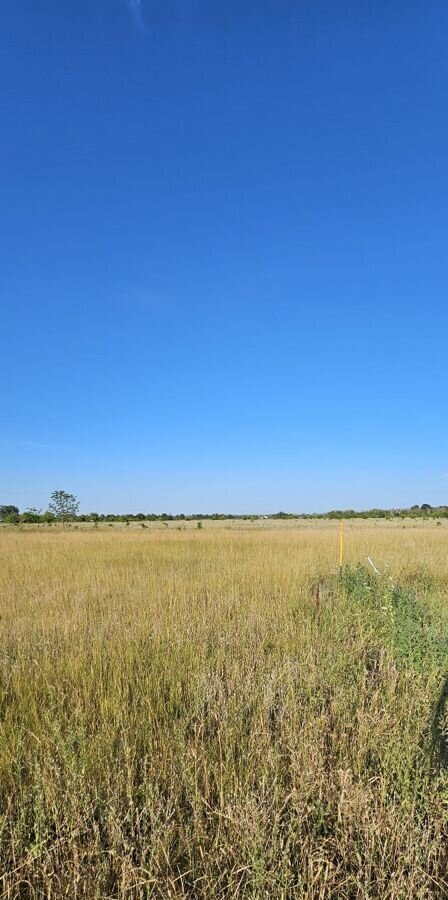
left=1, top=493, right=448, bottom=525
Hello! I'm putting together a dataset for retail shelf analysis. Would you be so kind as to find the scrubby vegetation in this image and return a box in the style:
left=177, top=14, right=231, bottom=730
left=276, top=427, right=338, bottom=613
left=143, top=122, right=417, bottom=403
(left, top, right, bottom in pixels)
left=1, top=524, right=448, bottom=897
left=2, top=496, right=448, bottom=527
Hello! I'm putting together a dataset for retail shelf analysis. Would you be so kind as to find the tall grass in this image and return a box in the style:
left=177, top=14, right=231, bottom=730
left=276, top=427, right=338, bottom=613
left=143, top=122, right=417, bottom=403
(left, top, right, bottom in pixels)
left=1, top=524, right=448, bottom=898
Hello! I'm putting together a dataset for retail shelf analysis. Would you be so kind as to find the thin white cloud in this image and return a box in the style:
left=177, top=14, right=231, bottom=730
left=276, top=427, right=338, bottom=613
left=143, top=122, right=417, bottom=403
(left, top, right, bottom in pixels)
left=125, top=0, right=146, bottom=33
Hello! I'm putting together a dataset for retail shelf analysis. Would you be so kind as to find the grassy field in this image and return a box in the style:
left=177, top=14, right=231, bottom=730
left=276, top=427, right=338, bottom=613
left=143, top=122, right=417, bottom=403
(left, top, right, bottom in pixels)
left=1, top=521, right=448, bottom=898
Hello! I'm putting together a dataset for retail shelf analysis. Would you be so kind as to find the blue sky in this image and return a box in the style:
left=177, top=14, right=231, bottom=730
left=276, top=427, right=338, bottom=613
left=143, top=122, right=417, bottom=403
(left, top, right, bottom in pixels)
left=1, top=0, right=447, bottom=513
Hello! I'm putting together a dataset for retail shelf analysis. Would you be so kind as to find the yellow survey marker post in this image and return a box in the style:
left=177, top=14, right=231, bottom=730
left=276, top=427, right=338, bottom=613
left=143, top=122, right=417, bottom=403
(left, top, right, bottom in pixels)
left=339, top=520, right=345, bottom=575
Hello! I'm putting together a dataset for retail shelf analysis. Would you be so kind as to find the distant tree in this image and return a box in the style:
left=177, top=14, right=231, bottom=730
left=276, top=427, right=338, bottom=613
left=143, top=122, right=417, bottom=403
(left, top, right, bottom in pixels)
left=21, top=507, right=42, bottom=525
left=48, top=490, right=79, bottom=526
left=0, top=505, right=19, bottom=522
left=3, top=513, right=20, bottom=524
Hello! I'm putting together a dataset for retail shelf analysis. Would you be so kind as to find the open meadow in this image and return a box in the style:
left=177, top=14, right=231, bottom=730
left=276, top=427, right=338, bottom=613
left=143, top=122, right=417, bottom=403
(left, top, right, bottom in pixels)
left=1, top=520, right=448, bottom=898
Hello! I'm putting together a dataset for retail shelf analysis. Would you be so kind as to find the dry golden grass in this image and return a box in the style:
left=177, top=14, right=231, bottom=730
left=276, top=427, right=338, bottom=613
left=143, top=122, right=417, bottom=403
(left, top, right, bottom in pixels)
left=1, top=521, right=448, bottom=898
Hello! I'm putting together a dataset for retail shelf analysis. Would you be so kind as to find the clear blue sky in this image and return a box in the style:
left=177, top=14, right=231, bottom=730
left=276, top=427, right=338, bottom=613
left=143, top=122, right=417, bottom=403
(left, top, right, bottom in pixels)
left=2, top=1, right=447, bottom=514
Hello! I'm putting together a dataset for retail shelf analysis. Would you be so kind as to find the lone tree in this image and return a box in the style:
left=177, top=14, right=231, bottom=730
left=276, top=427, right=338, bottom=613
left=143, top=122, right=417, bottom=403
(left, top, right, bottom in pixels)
left=48, top=490, right=79, bottom=526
